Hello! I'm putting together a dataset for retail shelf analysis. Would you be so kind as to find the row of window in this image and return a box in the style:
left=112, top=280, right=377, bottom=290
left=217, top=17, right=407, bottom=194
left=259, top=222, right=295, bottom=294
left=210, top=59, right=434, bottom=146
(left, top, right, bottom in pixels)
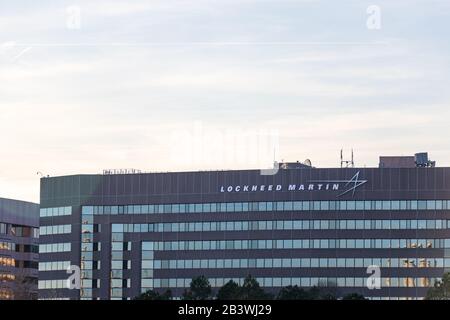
left=10, top=225, right=39, bottom=238
left=80, top=224, right=101, bottom=234
left=38, top=276, right=442, bottom=291
left=38, top=279, right=68, bottom=290
left=150, top=257, right=450, bottom=270
left=80, top=268, right=105, bottom=280
left=0, top=241, right=14, bottom=251
left=0, top=258, right=36, bottom=269
left=0, top=257, right=15, bottom=267
left=80, top=261, right=101, bottom=271
left=0, top=223, right=7, bottom=234
left=80, top=213, right=94, bottom=294
left=150, top=277, right=441, bottom=289
left=16, top=244, right=39, bottom=254
left=16, top=260, right=38, bottom=269
left=71, top=269, right=100, bottom=282
left=111, top=279, right=130, bottom=288
left=111, top=242, right=131, bottom=252
left=81, top=279, right=100, bottom=289
left=40, top=206, right=72, bottom=218
left=81, top=243, right=101, bottom=253
left=39, top=243, right=71, bottom=253
left=38, top=261, right=71, bottom=272
left=39, top=224, right=72, bottom=236
left=114, top=219, right=450, bottom=234
left=0, top=223, right=39, bottom=238
left=146, top=238, right=450, bottom=251
left=1, top=243, right=38, bottom=253
left=0, top=272, right=15, bottom=281
left=83, top=199, right=450, bottom=216
left=111, top=260, right=131, bottom=270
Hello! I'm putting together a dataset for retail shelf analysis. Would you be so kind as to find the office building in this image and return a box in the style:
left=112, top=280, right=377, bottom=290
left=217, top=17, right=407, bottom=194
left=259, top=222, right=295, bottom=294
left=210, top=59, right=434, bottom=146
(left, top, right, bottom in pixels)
left=0, top=198, right=39, bottom=300
left=38, top=153, right=450, bottom=300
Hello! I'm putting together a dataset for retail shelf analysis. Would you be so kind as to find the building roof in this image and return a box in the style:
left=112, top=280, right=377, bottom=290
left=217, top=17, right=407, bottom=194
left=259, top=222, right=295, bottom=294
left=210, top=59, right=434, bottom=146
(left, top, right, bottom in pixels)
left=0, top=197, right=39, bottom=227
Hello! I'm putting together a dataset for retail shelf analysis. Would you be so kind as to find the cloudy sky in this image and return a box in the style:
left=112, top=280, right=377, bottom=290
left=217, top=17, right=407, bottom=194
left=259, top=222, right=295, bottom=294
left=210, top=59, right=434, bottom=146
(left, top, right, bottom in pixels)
left=1, top=0, right=449, bottom=202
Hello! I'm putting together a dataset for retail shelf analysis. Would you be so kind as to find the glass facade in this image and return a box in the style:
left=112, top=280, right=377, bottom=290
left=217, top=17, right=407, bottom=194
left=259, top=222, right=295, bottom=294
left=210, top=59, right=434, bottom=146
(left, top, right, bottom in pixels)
left=119, top=219, right=450, bottom=232
left=39, top=206, right=72, bottom=218
left=151, top=257, right=450, bottom=269
left=1, top=198, right=39, bottom=300
left=37, top=168, right=450, bottom=300
left=80, top=210, right=95, bottom=300
left=83, top=200, right=450, bottom=216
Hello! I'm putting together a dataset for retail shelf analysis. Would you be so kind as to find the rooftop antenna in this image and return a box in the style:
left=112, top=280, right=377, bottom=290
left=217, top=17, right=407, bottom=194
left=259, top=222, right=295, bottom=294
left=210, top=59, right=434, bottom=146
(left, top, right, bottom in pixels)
left=340, top=148, right=355, bottom=168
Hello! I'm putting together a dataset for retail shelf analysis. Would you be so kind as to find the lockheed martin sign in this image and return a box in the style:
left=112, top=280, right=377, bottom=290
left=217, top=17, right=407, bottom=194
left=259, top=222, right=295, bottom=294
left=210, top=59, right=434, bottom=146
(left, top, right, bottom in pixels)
left=220, top=171, right=368, bottom=197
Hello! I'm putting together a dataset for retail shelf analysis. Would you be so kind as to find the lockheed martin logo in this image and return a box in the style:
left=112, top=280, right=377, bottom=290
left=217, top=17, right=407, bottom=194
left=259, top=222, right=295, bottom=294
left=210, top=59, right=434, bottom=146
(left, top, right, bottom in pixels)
left=220, top=171, right=368, bottom=197
left=310, top=171, right=368, bottom=197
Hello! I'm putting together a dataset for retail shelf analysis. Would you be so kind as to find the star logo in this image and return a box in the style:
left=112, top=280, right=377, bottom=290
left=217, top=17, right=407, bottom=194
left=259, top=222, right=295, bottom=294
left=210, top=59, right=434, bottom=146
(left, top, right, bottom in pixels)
left=310, top=171, right=368, bottom=197
left=338, top=171, right=368, bottom=196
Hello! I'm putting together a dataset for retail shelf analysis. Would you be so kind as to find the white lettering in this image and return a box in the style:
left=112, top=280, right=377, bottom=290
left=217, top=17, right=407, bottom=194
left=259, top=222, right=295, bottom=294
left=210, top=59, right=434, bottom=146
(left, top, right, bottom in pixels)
left=366, top=5, right=381, bottom=30
left=178, top=305, right=213, bottom=318
left=367, top=265, right=381, bottom=289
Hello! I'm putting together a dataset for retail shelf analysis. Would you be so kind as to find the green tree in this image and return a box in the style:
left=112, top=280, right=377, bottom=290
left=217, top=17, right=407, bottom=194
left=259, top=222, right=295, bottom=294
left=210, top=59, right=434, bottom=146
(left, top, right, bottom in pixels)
left=342, top=293, right=367, bottom=300
left=182, top=276, right=212, bottom=300
left=277, top=285, right=310, bottom=300
left=426, top=273, right=450, bottom=300
left=135, top=289, right=172, bottom=300
left=217, top=280, right=241, bottom=300
left=307, top=286, right=337, bottom=300
left=276, top=286, right=338, bottom=300
left=240, top=275, right=273, bottom=300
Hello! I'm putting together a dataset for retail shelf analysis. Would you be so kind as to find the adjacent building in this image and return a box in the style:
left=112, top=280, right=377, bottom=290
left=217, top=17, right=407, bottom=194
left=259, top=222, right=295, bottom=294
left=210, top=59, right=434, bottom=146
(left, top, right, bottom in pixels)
left=0, top=198, right=39, bottom=300
left=38, top=153, right=450, bottom=300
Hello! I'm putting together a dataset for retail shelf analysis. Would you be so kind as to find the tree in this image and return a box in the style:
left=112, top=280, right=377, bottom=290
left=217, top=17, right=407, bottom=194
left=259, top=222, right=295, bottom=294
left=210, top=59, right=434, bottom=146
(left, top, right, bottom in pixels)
left=240, top=275, right=273, bottom=300
left=426, top=273, right=450, bottom=300
left=275, top=285, right=343, bottom=300
left=135, top=289, right=172, bottom=300
left=182, top=276, right=212, bottom=300
left=217, top=280, right=241, bottom=300
left=277, top=285, right=310, bottom=300
left=342, top=293, right=367, bottom=300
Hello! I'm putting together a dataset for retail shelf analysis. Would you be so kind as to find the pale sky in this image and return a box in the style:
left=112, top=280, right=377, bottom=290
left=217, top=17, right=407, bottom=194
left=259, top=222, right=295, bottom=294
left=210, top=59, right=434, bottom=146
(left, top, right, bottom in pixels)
left=1, top=0, right=449, bottom=203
